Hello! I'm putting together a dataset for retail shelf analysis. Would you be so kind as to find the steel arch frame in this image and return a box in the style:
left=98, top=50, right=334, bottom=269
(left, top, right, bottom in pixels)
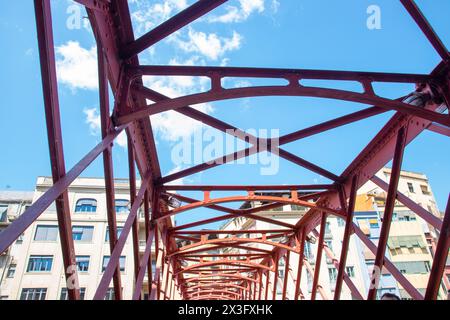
left=0, top=0, right=448, bottom=301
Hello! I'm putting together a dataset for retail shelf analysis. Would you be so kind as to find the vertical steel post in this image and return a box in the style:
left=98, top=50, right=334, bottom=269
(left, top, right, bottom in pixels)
left=282, top=250, right=291, bottom=300
left=368, top=127, right=407, bottom=300
left=294, top=229, right=306, bottom=300
left=425, top=195, right=450, bottom=300
left=258, top=271, right=263, bottom=300
left=264, top=270, right=270, bottom=300
left=158, top=250, right=166, bottom=300
left=143, top=190, right=152, bottom=298
left=272, top=253, right=279, bottom=300
left=34, top=0, right=79, bottom=300
left=97, top=40, right=123, bottom=301
left=334, top=175, right=359, bottom=299
left=127, top=137, right=141, bottom=299
left=311, top=213, right=327, bottom=300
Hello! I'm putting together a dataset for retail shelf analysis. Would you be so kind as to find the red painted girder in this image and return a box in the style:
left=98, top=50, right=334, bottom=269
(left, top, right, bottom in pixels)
left=143, top=190, right=152, bottom=297
left=139, top=89, right=341, bottom=182
left=171, top=237, right=299, bottom=258
left=277, top=148, right=340, bottom=181
left=121, top=0, right=227, bottom=59
left=425, top=195, right=450, bottom=299
left=320, top=236, right=364, bottom=300
left=74, top=0, right=110, bottom=12
left=186, top=284, right=249, bottom=292
left=93, top=171, right=152, bottom=299
left=163, top=184, right=334, bottom=191
left=133, top=227, right=155, bottom=299
left=127, top=138, right=141, bottom=295
left=132, top=65, right=429, bottom=83
left=167, top=193, right=235, bottom=214
left=334, top=176, right=358, bottom=299
left=400, top=0, right=450, bottom=61
left=98, top=41, right=123, bottom=300
left=174, top=243, right=273, bottom=256
left=165, top=195, right=296, bottom=229
left=353, top=224, right=423, bottom=299
left=0, top=125, right=126, bottom=255
left=134, top=85, right=384, bottom=184
left=158, top=195, right=341, bottom=221
left=181, top=253, right=266, bottom=258
left=184, top=274, right=258, bottom=283
left=427, top=123, right=450, bottom=137
left=172, top=229, right=292, bottom=235
left=294, top=230, right=306, bottom=300
left=311, top=213, right=327, bottom=300
left=371, top=175, right=442, bottom=230
left=155, top=106, right=388, bottom=184
left=281, top=250, right=291, bottom=300
left=87, top=6, right=161, bottom=181
left=120, top=85, right=450, bottom=131
left=368, top=127, right=406, bottom=300
left=34, top=0, right=79, bottom=300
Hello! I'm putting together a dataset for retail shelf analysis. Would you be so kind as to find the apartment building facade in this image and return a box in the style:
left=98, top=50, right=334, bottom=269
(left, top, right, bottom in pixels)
left=357, top=168, right=447, bottom=299
left=0, top=177, right=164, bottom=300
left=220, top=168, right=445, bottom=299
left=0, top=191, right=34, bottom=300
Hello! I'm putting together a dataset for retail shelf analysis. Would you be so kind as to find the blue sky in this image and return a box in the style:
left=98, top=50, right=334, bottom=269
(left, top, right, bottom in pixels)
left=0, top=0, right=449, bottom=228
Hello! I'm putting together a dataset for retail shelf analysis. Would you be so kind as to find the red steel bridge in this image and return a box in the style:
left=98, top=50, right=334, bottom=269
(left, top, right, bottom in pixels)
left=0, top=0, right=449, bottom=300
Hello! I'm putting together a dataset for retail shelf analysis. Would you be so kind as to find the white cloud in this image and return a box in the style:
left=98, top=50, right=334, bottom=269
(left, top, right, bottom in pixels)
left=208, top=0, right=265, bottom=23
left=130, top=0, right=189, bottom=37
left=83, top=108, right=101, bottom=135
left=139, top=56, right=215, bottom=142
left=55, top=41, right=98, bottom=91
left=169, top=28, right=242, bottom=60
left=115, top=132, right=128, bottom=149
left=144, top=68, right=214, bottom=142
left=83, top=107, right=128, bottom=149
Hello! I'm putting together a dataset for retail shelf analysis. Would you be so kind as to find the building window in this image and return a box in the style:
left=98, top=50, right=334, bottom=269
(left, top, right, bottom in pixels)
left=324, top=240, right=333, bottom=251
left=27, top=256, right=53, bottom=272
left=291, top=205, right=303, bottom=211
left=115, top=199, right=130, bottom=214
left=16, top=233, right=25, bottom=244
left=394, top=261, right=432, bottom=274
left=7, top=264, right=16, bottom=278
left=337, top=218, right=345, bottom=227
left=0, top=204, right=8, bottom=222
left=104, top=288, right=119, bottom=300
left=105, top=226, right=124, bottom=242
left=34, top=225, right=58, bottom=241
left=60, top=288, right=86, bottom=300
left=306, top=272, right=313, bottom=292
left=72, top=226, right=94, bottom=242
left=76, top=256, right=90, bottom=272
left=420, top=185, right=430, bottom=195
left=345, top=266, right=355, bottom=277
left=328, top=267, right=338, bottom=283
left=102, top=256, right=126, bottom=272
left=407, top=182, right=414, bottom=193
left=369, top=219, right=379, bottom=229
left=304, top=242, right=314, bottom=260
left=151, top=260, right=156, bottom=279
left=75, top=199, right=97, bottom=213
left=20, top=288, right=47, bottom=300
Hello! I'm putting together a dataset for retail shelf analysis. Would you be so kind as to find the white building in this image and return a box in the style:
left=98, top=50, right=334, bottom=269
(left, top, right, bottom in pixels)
left=220, top=168, right=444, bottom=300
left=0, top=191, right=34, bottom=300
left=0, top=177, right=164, bottom=300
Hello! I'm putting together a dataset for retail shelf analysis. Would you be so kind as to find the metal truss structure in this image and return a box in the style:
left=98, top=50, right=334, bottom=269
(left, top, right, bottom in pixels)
left=0, top=0, right=449, bottom=300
